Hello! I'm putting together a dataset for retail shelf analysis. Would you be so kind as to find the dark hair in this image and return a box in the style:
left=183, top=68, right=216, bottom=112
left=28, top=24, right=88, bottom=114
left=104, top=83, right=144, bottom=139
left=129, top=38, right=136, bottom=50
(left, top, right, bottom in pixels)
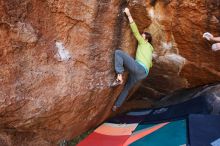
left=143, top=32, right=152, bottom=44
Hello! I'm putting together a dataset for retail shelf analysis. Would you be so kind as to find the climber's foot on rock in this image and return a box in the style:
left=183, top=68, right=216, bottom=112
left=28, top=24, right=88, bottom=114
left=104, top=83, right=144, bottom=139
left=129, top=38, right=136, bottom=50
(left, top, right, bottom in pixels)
left=110, top=79, right=122, bottom=87
left=110, top=74, right=123, bottom=87
left=112, top=105, right=118, bottom=112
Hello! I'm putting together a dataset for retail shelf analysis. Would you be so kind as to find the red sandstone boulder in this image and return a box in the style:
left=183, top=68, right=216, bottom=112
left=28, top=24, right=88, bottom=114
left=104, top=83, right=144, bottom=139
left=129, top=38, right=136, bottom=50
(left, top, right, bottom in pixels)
left=0, top=0, right=220, bottom=145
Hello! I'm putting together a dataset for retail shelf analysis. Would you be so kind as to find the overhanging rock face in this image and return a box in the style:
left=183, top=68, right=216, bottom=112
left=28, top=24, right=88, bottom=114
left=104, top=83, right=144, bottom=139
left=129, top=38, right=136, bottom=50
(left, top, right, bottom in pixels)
left=0, top=0, right=220, bottom=145
left=132, top=0, right=220, bottom=99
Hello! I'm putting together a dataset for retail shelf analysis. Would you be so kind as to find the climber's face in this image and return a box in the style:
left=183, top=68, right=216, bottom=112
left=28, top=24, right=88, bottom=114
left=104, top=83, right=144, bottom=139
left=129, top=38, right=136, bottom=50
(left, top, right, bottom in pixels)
left=142, top=33, right=148, bottom=42
left=142, top=33, right=145, bottom=39
left=142, top=32, right=152, bottom=44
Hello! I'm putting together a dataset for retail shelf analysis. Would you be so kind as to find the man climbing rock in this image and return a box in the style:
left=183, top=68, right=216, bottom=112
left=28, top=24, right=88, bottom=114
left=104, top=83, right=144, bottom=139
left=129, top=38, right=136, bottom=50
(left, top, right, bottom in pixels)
left=111, top=7, right=154, bottom=111
left=203, top=32, right=220, bottom=51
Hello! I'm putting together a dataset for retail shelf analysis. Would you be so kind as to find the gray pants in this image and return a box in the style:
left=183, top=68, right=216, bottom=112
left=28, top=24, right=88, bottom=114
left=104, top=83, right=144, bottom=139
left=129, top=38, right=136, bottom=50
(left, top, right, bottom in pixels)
left=114, top=50, right=148, bottom=107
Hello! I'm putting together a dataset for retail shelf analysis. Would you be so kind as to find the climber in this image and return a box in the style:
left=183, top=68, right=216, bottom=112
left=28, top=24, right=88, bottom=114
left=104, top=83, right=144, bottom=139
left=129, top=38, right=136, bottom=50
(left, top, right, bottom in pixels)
left=203, top=32, right=220, bottom=51
left=111, top=7, right=154, bottom=111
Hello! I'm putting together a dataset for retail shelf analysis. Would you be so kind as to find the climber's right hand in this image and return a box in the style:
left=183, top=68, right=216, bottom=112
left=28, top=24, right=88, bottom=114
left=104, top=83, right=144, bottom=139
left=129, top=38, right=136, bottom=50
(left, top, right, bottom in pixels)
left=123, top=8, right=130, bottom=16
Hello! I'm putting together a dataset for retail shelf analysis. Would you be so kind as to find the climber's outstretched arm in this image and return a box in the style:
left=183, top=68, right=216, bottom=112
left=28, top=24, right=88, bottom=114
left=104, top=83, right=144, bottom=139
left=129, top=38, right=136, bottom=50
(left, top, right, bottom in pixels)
left=123, top=8, right=145, bottom=43
left=124, top=8, right=134, bottom=23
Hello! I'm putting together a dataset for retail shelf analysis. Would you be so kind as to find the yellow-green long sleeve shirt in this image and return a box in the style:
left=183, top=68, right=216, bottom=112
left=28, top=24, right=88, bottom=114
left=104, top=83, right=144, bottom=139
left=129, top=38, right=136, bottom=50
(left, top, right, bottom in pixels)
left=130, top=22, right=154, bottom=71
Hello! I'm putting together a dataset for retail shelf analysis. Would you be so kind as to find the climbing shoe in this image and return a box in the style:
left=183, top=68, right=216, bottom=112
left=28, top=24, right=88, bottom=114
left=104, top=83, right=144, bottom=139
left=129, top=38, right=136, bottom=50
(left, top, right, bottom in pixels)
left=112, top=105, right=118, bottom=112
left=110, top=79, right=122, bottom=87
